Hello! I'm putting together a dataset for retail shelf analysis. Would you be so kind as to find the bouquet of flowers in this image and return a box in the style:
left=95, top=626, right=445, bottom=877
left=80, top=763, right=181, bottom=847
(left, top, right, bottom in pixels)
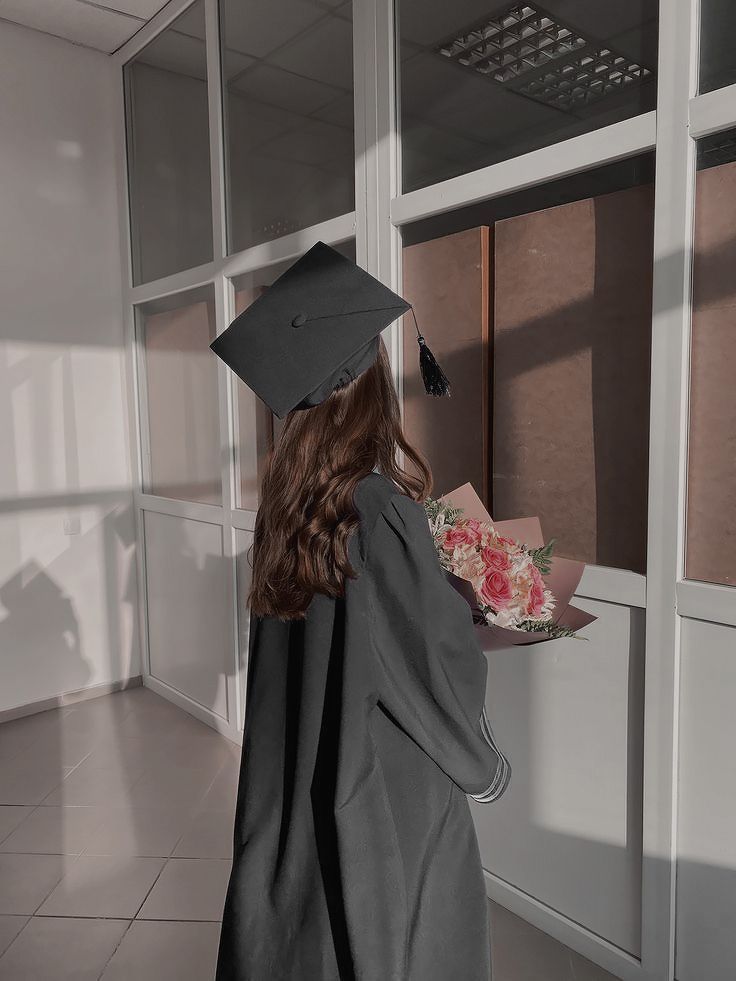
left=425, top=483, right=596, bottom=648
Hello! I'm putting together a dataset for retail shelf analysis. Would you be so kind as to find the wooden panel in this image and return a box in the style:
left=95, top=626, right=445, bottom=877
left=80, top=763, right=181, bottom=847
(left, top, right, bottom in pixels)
left=492, top=185, right=654, bottom=573
left=686, top=160, right=736, bottom=585
left=402, top=227, right=490, bottom=500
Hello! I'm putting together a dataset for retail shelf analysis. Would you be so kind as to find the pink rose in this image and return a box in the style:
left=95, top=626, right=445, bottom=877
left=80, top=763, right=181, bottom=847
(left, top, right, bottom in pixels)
left=528, top=567, right=547, bottom=618
left=441, top=519, right=482, bottom=549
left=478, top=570, right=513, bottom=610
left=481, top=546, right=511, bottom=572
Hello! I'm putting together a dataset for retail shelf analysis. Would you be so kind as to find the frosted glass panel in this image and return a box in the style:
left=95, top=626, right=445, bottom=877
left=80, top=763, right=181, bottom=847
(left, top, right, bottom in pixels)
left=686, top=133, right=736, bottom=586
left=677, top=618, right=736, bottom=981
left=124, top=0, right=213, bottom=284
left=139, top=288, right=221, bottom=505
left=144, top=511, right=229, bottom=719
left=472, top=598, right=645, bottom=956
left=220, top=0, right=355, bottom=254
left=235, top=528, right=255, bottom=730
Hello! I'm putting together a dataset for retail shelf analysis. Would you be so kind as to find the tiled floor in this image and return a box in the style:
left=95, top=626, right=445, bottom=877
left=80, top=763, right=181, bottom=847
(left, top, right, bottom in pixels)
left=0, top=687, right=616, bottom=981
left=0, top=687, right=238, bottom=980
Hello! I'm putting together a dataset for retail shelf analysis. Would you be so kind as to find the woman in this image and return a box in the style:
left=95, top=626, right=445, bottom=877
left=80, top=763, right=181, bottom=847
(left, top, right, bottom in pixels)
left=213, top=244, right=510, bottom=981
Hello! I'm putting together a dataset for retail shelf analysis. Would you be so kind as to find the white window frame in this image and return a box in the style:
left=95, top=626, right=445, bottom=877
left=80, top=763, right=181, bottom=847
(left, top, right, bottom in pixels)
left=112, top=1, right=736, bottom=978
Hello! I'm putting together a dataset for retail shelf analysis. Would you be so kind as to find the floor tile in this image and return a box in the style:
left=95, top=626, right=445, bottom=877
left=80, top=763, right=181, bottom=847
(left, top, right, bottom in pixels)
left=0, top=916, right=129, bottom=981
left=100, top=919, right=221, bottom=981
left=37, top=855, right=164, bottom=919
left=11, top=731, right=95, bottom=771
left=0, top=854, right=68, bottom=914
left=173, top=809, right=234, bottom=859
left=0, top=758, right=68, bottom=805
left=150, top=728, right=236, bottom=770
left=0, top=711, right=66, bottom=761
left=116, top=704, right=200, bottom=741
left=81, top=736, right=155, bottom=773
left=83, top=806, right=192, bottom=858
left=0, top=806, right=106, bottom=855
left=199, top=764, right=238, bottom=812
left=43, top=759, right=140, bottom=806
left=0, top=916, right=29, bottom=958
left=56, top=701, right=132, bottom=738
left=489, top=900, right=617, bottom=981
left=137, top=858, right=230, bottom=921
left=0, top=807, right=34, bottom=844
left=127, top=765, right=216, bottom=811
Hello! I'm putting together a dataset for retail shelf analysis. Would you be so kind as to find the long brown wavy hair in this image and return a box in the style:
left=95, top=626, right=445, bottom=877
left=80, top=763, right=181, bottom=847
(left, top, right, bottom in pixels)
left=249, top=340, right=431, bottom=619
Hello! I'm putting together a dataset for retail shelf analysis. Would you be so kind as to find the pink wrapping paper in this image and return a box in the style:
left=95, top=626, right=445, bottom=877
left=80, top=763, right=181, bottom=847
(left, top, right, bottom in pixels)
left=438, top=483, right=597, bottom=647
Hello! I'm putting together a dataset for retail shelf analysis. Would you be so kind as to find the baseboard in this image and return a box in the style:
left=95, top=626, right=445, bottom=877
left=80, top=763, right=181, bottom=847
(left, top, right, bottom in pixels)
left=143, top=674, right=242, bottom=746
left=0, top=676, right=143, bottom=724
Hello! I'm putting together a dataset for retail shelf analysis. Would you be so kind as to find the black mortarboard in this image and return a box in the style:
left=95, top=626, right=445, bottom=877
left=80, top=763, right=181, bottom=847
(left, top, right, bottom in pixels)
left=210, top=241, right=449, bottom=418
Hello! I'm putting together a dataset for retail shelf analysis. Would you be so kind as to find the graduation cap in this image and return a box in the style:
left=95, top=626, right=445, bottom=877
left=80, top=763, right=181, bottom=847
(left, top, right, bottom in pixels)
left=210, top=241, right=450, bottom=419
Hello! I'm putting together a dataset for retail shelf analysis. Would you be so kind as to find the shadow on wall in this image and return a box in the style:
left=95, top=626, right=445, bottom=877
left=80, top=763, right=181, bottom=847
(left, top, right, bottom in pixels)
left=0, top=561, right=91, bottom=701
left=0, top=498, right=139, bottom=716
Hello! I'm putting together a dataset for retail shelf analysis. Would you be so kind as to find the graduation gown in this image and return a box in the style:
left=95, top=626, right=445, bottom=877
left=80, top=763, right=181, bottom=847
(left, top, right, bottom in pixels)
left=216, top=472, right=511, bottom=981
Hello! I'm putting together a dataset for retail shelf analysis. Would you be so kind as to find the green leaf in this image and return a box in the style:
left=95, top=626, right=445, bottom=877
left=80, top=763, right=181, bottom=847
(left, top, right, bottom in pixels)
left=424, top=496, right=464, bottom=527
left=515, top=618, right=584, bottom=639
left=529, top=538, right=556, bottom=576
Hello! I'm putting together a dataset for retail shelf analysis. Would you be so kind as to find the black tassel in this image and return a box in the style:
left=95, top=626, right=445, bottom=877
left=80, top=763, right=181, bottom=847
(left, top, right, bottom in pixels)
left=417, top=335, right=451, bottom=397
left=410, top=307, right=450, bottom=397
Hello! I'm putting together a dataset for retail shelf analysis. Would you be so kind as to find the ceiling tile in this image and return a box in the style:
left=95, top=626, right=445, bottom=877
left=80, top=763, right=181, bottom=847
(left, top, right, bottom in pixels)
left=88, top=0, right=167, bottom=19
left=260, top=117, right=354, bottom=168
left=220, top=0, right=325, bottom=59
left=135, top=27, right=207, bottom=79
left=231, top=62, right=342, bottom=116
left=0, top=0, right=143, bottom=52
left=269, top=13, right=353, bottom=90
left=312, top=93, right=354, bottom=130
left=170, top=1, right=205, bottom=40
left=222, top=47, right=257, bottom=82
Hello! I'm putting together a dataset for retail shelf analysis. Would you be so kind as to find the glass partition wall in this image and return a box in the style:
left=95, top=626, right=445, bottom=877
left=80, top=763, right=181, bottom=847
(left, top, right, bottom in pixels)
left=115, top=2, right=736, bottom=980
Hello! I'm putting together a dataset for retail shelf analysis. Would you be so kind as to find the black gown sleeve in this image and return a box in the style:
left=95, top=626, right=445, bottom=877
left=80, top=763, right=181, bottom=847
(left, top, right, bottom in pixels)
left=365, top=492, right=510, bottom=802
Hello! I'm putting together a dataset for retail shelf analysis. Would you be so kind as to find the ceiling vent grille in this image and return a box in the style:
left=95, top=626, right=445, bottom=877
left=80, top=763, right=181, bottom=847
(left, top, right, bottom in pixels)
left=434, top=3, right=652, bottom=111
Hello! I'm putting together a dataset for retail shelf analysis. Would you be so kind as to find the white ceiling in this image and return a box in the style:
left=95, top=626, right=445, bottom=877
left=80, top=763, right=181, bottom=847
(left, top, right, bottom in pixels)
left=0, top=0, right=170, bottom=54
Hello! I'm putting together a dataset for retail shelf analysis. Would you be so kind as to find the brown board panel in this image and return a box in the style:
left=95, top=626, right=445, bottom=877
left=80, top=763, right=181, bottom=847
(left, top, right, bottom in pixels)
left=492, top=185, right=654, bottom=573
left=402, top=227, right=490, bottom=501
left=686, top=160, right=736, bottom=586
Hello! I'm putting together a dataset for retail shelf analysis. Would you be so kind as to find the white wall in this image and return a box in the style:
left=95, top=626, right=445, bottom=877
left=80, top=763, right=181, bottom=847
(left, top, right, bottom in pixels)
left=0, top=22, right=139, bottom=713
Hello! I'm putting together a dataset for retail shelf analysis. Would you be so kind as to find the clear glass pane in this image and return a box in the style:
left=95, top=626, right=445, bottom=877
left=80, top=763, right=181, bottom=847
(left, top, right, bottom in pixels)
left=219, top=0, right=355, bottom=254
left=685, top=130, right=736, bottom=586
left=231, top=241, right=356, bottom=509
left=397, top=1, right=659, bottom=193
left=401, top=156, right=655, bottom=572
left=124, top=0, right=213, bottom=284
left=699, top=0, right=736, bottom=94
left=139, top=286, right=221, bottom=505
